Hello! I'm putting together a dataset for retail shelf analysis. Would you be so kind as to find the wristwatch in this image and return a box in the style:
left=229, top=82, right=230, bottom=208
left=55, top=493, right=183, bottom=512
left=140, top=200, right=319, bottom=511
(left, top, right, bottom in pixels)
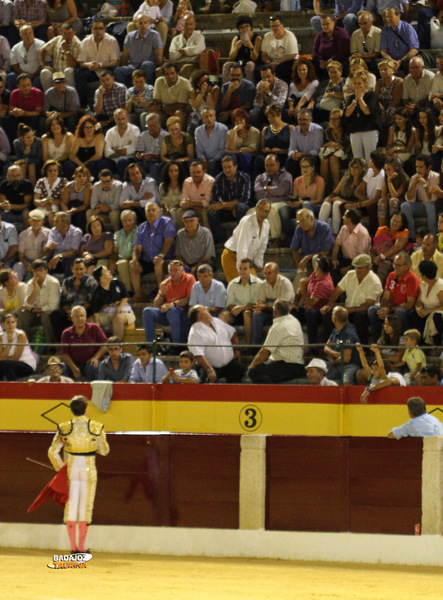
left=380, top=253, right=386, bottom=260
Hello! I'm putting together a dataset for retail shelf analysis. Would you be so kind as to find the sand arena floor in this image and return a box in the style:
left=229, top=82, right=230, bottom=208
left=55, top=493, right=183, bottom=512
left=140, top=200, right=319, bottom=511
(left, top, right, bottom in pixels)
left=2, top=547, right=443, bottom=600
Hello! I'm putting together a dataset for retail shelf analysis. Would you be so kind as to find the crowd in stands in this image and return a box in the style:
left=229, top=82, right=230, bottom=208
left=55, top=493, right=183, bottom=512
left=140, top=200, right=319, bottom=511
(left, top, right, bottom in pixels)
left=1, top=1, right=443, bottom=390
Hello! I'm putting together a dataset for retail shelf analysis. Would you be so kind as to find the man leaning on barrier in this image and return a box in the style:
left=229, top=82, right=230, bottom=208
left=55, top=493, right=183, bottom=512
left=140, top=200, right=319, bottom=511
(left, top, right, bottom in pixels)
left=387, top=396, right=443, bottom=439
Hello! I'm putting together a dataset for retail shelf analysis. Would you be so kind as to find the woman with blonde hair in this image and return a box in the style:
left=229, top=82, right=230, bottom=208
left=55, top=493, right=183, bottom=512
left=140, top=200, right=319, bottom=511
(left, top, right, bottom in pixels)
left=342, top=70, right=381, bottom=163
left=160, top=115, right=194, bottom=168
left=376, top=58, right=403, bottom=131
left=312, top=61, right=345, bottom=121
left=343, top=57, right=376, bottom=102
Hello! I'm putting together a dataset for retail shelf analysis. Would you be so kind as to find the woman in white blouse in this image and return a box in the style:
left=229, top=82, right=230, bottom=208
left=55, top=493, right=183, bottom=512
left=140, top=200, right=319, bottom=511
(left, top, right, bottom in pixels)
left=412, top=260, right=443, bottom=344
left=287, top=58, right=319, bottom=122
left=0, top=312, right=36, bottom=380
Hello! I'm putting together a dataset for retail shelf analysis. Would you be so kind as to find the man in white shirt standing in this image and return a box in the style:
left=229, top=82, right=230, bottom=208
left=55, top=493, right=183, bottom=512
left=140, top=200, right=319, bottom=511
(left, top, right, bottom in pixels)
left=221, top=199, right=271, bottom=284
left=104, top=108, right=140, bottom=181
left=17, top=258, right=60, bottom=343
left=247, top=299, right=304, bottom=383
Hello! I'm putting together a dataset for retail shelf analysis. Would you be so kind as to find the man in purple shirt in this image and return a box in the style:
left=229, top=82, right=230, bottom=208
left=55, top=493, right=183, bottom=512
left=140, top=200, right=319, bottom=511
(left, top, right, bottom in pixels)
left=254, top=154, right=292, bottom=244
left=285, top=109, right=324, bottom=179
left=61, top=305, right=108, bottom=381
left=130, top=201, right=176, bottom=301
left=313, top=15, right=351, bottom=79
left=43, top=211, right=82, bottom=276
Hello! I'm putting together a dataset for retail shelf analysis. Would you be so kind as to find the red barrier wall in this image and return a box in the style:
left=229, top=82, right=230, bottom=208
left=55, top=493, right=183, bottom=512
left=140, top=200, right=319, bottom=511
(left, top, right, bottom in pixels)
left=1, top=432, right=422, bottom=535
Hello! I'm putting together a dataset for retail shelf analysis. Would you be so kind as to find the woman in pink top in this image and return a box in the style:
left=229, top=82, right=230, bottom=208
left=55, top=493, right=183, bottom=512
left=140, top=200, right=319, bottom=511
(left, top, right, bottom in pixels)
left=331, top=209, right=372, bottom=278
left=292, top=155, right=325, bottom=217
left=293, top=254, right=334, bottom=352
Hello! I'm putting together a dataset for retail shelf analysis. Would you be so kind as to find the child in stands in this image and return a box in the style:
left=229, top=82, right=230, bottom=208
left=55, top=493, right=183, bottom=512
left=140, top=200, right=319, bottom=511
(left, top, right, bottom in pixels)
left=162, top=350, right=199, bottom=383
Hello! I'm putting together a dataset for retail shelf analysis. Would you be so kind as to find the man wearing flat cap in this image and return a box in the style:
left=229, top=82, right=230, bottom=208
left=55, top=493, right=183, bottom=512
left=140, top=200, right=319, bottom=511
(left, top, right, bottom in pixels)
left=43, top=71, right=80, bottom=132
left=320, top=254, right=383, bottom=344
left=174, top=210, right=216, bottom=275
left=306, top=358, right=338, bottom=386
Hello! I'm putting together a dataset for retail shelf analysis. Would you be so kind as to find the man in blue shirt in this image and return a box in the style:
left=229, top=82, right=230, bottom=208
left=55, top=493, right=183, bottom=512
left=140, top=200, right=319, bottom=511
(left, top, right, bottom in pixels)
left=189, top=263, right=227, bottom=315
left=135, top=113, right=167, bottom=181
left=285, top=109, right=324, bottom=179
left=130, top=201, right=176, bottom=301
left=388, top=396, right=443, bottom=439
left=219, top=63, right=256, bottom=125
left=114, top=14, right=163, bottom=87
left=380, top=7, right=419, bottom=72
left=129, top=343, right=168, bottom=383
left=323, top=306, right=361, bottom=384
left=195, top=108, right=228, bottom=177
left=290, top=208, right=334, bottom=269
left=43, top=211, right=82, bottom=276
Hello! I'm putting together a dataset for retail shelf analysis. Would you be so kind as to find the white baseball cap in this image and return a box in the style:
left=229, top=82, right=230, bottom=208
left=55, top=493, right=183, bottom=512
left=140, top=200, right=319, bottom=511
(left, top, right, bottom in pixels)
left=306, top=358, right=328, bottom=372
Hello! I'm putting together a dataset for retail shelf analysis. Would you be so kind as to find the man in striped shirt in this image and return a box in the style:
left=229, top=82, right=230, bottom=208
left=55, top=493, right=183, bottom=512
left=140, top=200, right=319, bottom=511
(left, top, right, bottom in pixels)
left=208, top=155, right=251, bottom=244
